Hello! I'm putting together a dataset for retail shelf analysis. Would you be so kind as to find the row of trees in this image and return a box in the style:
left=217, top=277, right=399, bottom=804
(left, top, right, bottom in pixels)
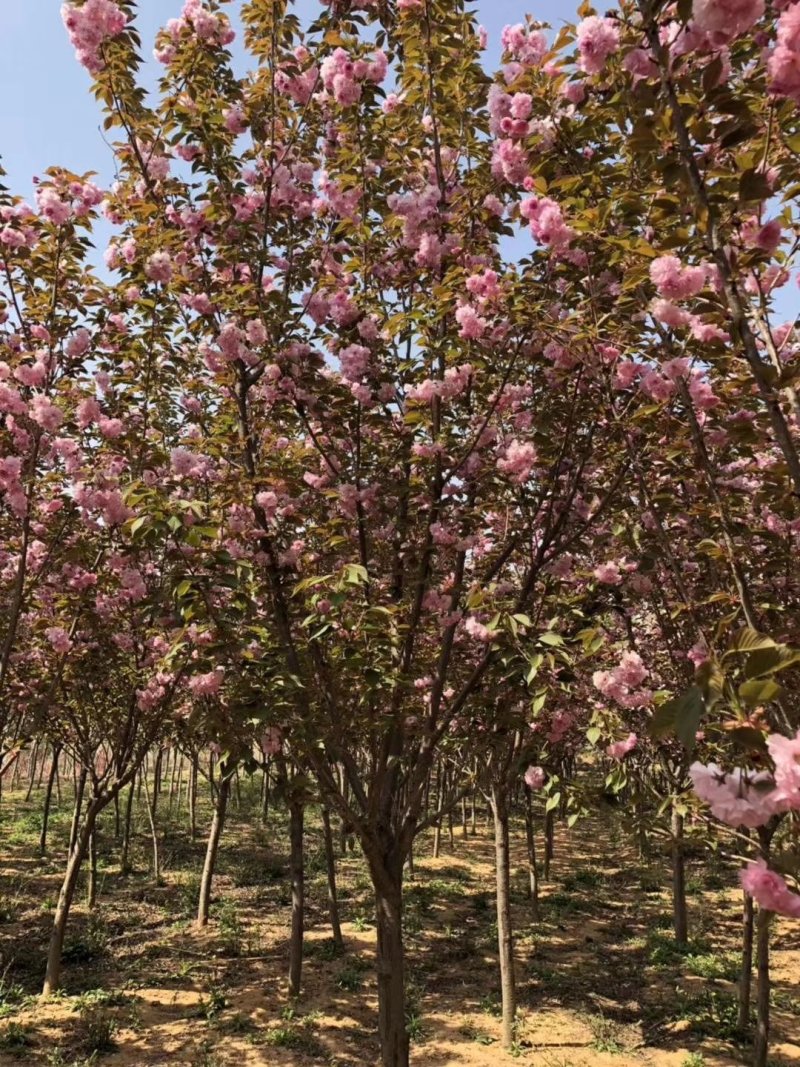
left=1, top=0, right=800, bottom=1064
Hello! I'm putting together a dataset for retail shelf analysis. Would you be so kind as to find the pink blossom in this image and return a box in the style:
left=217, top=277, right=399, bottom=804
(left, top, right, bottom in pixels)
left=593, top=561, right=623, bottom=584
left=29, top=395, right=64, bottom=432
left=576, top=17, right=620, bottom=75
left=689, top=762, right=781, bottom=827
left=520, top=196, right=575, bottom=249
left=524, top=765, right=546, bottom=790
left=767, top=729, right=800, bottom=808
left=692, top=0, right=765, bottom=43
left=61, top=0, right=127, bottom=72
left=188, top=668, right=224, bottom=697
left=45, top=627, right=73, bottom=655
left=498, top=440, right=537, bottom=484
left=769, top=2, right=800, bottom=103
left=146, top=251, right=173, bottom=283
left=455, top=304, right=487, bottom=340
left=740, top=859, right=800, bottom=918
left=649, top=255, right=706, bottom=300
left=606, top=732, right=637, bottom=759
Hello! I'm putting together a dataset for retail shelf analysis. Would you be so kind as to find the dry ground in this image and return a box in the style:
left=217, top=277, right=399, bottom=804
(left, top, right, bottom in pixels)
left=0, top=782, right=797, bottom=1066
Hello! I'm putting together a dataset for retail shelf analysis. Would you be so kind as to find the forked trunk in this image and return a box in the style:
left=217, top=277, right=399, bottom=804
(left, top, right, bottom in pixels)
left=42, top=797, right=102, bottom=995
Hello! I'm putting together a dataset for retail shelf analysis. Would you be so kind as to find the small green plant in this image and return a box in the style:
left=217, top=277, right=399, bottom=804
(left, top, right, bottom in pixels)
left=216, top=900, right=243, bottom=957
left=336, top=957, right=368, bottom=992
left=479, top=993, right=502, bottom=1017
left=585, top=1013, right=624, bottom=1054
left=685, top=951, right=739, bottom=981
left=63, top=917, right=108, bottom=965
left=458, top=1022, right=495, bottom=1045
left=562, top=868, right=601, bottom=892
left=0, top=1021, right=35, bottom=1051
left=681, top=1054, right=706, bottom=1067
left=73, top=1004, right=117, bottom=1056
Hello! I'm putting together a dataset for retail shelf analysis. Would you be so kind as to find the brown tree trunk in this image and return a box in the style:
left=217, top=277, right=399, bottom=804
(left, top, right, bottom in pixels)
left=87, top=825, right=98, bottom=908
left=543, top=808, right=555, bottom=881
left=120, top=779, right=135, bottom=875
left=524, top=787, right=540, bottom=921
left=370, top=850, right=409, bottom=1067
left=189, top=753, right=198, bottom=840
left=738, top=890, right=754, bottom=1032
left=753, top=907, right=771, bottom=1067
left=25, top=741, right=39, bottom=802
left=42, top=798, right=101, bottom=995
left=671, top=803, right=688, bottom=943
left=491, top=785, right=516, bottom=1049
left=288, top=798, right=305, bottom=997
left=39, top=745, right=61, bottom=855
left=196, top=764, right=231, bottom=927
left=321, top=806, right=344, bottom=952
left=68, top=766, right=87, bottom=856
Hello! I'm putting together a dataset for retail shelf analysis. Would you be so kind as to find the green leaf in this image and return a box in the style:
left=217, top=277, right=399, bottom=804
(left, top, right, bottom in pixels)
left=586, top=726, right=601, bottom=746
left=650, top=686, right=705, bottom=753
left=738, top=678, right=783, bottom=708
left=745, top=646, right=800, bottom=678
left=538, top=632, right=563, bottom=647
left=724, top=629, right=777, bottom=657
left=738, top=168, right=773, bottom=203
left=545, top=792, right=561, bottom=813
left=343, top=563, right=369, bottom=585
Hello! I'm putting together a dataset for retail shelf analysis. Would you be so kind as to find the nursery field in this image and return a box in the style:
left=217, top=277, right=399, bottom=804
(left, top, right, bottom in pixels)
left=0, top=784, right=797, bottom=1067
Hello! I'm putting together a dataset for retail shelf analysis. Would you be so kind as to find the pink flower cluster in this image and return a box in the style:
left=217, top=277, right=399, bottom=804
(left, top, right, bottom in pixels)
left=606, top=732, right=637, bottom=759
left=769, top=3, right=800, bottom=104
left=498, top=440, right=537, bottom=484
left=691, top=0, right=765, bottom=43
left=740, top=860, right=800, bottom=918
left=520, top=196, right=575, bottom=250
left=575, top=16, right=620, bottom=75
left=320, top=48, right=387, bottom=106
left=649, top=256, right=707, bottom=300
left=61, top=0, right=127, bottom=73
left=524, top=765, right=546, bottom=790
left=593, top=651, right=652, bottom=709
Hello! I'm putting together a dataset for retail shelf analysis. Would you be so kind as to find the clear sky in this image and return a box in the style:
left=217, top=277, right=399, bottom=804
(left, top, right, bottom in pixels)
left=0, top=1, right=568, bottom=196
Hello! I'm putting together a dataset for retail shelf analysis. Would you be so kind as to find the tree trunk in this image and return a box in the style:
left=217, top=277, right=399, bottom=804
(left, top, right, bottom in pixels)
left=120, top=780, right=135, bottom=875
left=87, top=825, right=98, bottom=908
left=543, top=808, right=555, bottom=881
left=524, top=787, right=540, bottom=921
left=288, top=799, right=305, bottom=997
left=38, top=745, right=61, bottom=856
left=738, top=890, right=754, bottom=1033
left=68, top=766, right=87, bottom=856
left=321, top=806, right=344, bottom=952
left=753, top=907, right=771, bottom=1067
left=142, top=766, right=161, bottom=883
left=25, top=741, right=39, bottom=802
left=371, top=853, right=409, bottom=1067
left=196, top=765, right=231, bottom=927
left=189, top=754, right=198, bottom=840
left=42, top=799, right=101, bottom=995
left=671, top=803, right=688, bottom=944
left=491, top=786, right=516, bottom=1049
left=261, top=760, right=270, bottom=824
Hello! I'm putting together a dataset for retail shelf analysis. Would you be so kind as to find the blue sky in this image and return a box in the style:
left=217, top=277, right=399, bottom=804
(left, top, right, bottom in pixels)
left=0, top=1, right=567, bottom=196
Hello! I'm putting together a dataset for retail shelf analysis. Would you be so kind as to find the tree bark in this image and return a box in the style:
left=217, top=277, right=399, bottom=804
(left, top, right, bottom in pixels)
left=87, top=824, right=98, bottom=909
left=543, top=808, right=555, bottom=880
left=120, top=779, right=135, bottom=876
left=189, top=753, right=198, bottom=840
left=321, top=806, right=344, bottom=952
left=42, top=798, right=101, bottom=995
left=196, top=764, right=231, bottom=927
left=491, top=786, right=516, bottom=1049
left=753, top=907, right=771, bottom=1067
left=671, top=803, right=688, bottom=944
left=738, top=889, right=754, bottom=1033
left=38, top=745, right=61, bottom=856
left=68, top=766, right=87, bottom=856
left=524, top=787, right=540, bottom=921
left=288, top=798, right=305, bottom=997
left=370, top=851, right=409, bottom=1067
